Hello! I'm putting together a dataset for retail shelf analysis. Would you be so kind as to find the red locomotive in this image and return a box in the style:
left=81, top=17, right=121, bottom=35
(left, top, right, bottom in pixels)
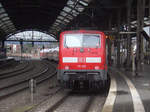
left=57, top=30, right=108, bottom=89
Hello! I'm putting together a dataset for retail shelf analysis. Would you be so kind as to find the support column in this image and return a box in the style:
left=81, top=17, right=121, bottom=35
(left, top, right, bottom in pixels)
left=117, top=10, right=121, bottom=68
left=136, top=0, right=145, bottom=71
left=108, top=15, right=112, bottom=66
left=0, top=40, right=2, bottom=49
left=149, top=0, right=150, bottom=50
left=32, top=30, right=34, bottom=47
left=2, top=40, right=5, bottom=49
left=0, top=39, right=6, bottom=58
left=127, top=0, right=132, bottom=68
left=141, top=0, right=145, bottom=61
left=20, top=39, right=23, bottom=60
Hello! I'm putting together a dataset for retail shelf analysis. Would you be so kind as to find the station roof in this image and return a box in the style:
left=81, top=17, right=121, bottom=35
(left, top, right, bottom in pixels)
left=0, top=0, right=149, bottom=40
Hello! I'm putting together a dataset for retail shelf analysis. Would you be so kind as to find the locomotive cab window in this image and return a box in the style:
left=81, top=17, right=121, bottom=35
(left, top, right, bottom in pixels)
left=64, top=34, right=100, bottom=48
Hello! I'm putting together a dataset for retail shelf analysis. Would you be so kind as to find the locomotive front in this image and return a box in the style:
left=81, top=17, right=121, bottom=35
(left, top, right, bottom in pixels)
left=57, top=30, right=107, bottom=89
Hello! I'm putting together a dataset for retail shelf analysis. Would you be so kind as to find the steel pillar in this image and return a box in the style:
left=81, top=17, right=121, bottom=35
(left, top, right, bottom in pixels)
left=126, top=0, right=132, bottom=68
left=2, top=40, right=5, bottom=49
left=108, top=16, right=112, bottom=66
left=136, top=0, right=145, bottom=71
left=20, top=39, right=23, bottom=60
left=141, top=0, right=145, bottom=58
left=0, top=39, right=5, bottom=49
left=117, top=10, right=121, bottom=68
left=149, top=0, right=150, bottom=49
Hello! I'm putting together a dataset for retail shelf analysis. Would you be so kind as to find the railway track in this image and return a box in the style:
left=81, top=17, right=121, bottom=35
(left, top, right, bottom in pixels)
left=46, top=93, right=94, bottom=112
left=28, top=80, right=109, bottom=112
left=0, top=59, right=109, bottom=112
left=28, top=89, right=107, bottom=112
left=45, top=90, right=107, bottom=112
left=0, top=60, right=29, bottom=73
left=0, top=59, right=17, bottom=70
left=0, top=61, right=34, bottom=79
left=0, top=60, right=57, bottom=99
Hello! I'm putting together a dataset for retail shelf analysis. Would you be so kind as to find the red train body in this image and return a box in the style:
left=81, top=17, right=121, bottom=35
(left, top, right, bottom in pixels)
left=57, top=30, right=108, bottom=89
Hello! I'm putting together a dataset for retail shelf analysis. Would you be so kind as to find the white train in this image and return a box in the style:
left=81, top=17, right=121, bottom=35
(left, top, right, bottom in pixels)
left=40, top=47, right=59, bottom=61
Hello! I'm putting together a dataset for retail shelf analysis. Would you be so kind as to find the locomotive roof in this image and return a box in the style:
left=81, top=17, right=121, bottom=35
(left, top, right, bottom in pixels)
left=61, top=30, right=105, bottom=35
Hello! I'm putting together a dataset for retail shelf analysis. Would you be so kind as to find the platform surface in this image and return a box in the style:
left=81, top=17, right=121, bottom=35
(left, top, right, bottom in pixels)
left=0, top=57, right=14, bottom=62
left=108, top=64, right=150, bottom=112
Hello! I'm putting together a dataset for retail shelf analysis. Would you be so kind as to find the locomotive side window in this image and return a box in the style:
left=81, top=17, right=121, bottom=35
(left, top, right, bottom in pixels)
left=64, top=34, right=100, bottom=48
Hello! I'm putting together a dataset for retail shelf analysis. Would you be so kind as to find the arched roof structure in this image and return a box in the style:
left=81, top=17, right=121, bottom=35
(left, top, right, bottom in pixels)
left=0, top=0, right=149, bottom=40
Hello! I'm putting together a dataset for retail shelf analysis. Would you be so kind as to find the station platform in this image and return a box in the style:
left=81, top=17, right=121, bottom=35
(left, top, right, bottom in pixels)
left=0, top=57, right=14, bottom=62
left=103, top=64, right=150, bottom=112
left=0, top=57, right=15, bottom=68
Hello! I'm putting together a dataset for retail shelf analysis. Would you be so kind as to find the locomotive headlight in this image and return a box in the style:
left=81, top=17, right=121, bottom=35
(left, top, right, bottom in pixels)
left=65, top=66, right=69, bottom=70
left=94, top=66, right=99, bottom=70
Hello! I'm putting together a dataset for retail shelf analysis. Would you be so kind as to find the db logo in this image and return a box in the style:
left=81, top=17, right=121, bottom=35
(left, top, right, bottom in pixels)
left=78, top=57, right=85, bottom=63
left=77, top=65, right=86, bottom=68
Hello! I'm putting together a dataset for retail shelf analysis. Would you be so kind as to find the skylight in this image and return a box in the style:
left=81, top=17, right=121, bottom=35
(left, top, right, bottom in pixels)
left=0, top=3, right=16, bottom=34
left=49, top=0, right=91, bottom=35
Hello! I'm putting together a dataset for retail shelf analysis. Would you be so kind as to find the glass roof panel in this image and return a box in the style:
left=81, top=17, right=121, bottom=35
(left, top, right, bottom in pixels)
left=144, top=21, right=150, bottom=25
left=54, top=22, right=59, bottom=25
left=55, top=26, right=61, bottom=30
left=72, top=10, right=79, bottom=15
left=60, top=21, right=67, bottom=25
left=63, top=6, right=72, bottom=12
left=1, top=25, right=7, bottom=29
left=8, top=22, right=13, bottom=25
left=64, top=19, right=70, bottom=23
left=0, top=3, right=2, bottom=8
left=131, top=21, right=136, bottom=24
left=78, top=7, right=84, bottom=12
left=0, top=3, right=16, bottom=34
left=2, top=26, right=14, bottom=31
left=79, top=0, right=88, bottom=6
left=5, top=28, right=12, bottom=32
left=57, top=16, right=64, bottom=20
left=0, top=21, right=4, bottom=25
left=0, top=8, right=5, bottom=13
left=48, top=0, right=90, bottom=35
left=51, top=27, right=56, bottom=30
left=4, top=21, right=12, bottom=25
left=67, top=0, right=74, bottom=6
left=76, top=4, right=85, bottom=12
left=6, top=25, right=14, bottom=28
left=60, top=11, right=67, bottom=16
left=68, top=4, right=74, bottom=8
left=66, top=15, right=73, bottom=20
left=53, top=24, right=58, bottom=27
left=56, top=19, right=62, bottom=23
left=144, top=17, right=148, bottom=21
left=0, top=13, right=8, bottom=18
left=72, top=12, right=78, bottom=16
left=2, top=17, right=10, bottom=21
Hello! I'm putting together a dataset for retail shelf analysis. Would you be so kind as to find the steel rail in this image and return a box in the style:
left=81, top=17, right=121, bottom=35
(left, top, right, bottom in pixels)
left=0, top=60, right=57, bottom=100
